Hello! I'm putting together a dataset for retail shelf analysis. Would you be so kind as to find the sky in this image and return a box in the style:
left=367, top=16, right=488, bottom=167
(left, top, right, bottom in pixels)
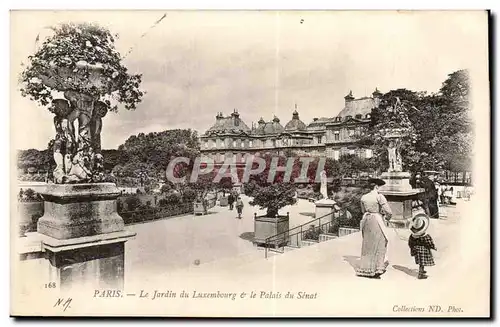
left=10, top=10, right=487, bottom=150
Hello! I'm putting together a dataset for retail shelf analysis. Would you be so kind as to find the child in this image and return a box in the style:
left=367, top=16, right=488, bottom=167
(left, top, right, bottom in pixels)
left=408, top=214, right=437, bottom=279
left=235, top=196, right=244, bottom=219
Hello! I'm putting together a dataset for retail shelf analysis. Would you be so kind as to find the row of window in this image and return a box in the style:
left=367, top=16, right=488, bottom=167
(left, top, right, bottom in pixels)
left=205, top=148, right=373, bottom=163
left=204, top=139, right=251, bottom=149
left=203, top=131, right=360, bottom=149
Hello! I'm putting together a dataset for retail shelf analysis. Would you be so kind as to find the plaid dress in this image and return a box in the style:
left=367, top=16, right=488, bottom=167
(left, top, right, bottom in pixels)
left=408, top=234, right=436, bottom=266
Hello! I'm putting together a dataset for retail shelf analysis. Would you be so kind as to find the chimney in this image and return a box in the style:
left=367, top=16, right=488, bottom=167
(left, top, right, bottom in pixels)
left=372, top=87, right=382, bottom=98
left=344, top=90, right=354, bottom=105
left=372, top=88, right=382, bottom=107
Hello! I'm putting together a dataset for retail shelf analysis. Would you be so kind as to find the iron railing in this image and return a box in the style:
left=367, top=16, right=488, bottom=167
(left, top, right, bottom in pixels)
left=264, top=207, right=347, bottom=258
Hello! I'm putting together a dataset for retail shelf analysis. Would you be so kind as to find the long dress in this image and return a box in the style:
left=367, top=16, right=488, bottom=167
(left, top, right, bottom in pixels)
left=355, top=190, right=393, bottom=277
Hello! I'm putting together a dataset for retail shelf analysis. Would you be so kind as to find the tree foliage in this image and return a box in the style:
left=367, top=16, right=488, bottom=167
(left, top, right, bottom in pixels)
left=361, top=70, right=472, bottom=173
left=113, top=129, right=200, bottom=179
left=249, top=183, right=297, bottom=217
left=19, top=22, right=144, bottom=111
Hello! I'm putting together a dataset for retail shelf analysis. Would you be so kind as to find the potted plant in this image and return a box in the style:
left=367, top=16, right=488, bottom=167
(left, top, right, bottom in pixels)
left=217, top=177, right=233, bottom=207
left=250, top=183, right=297, bottom=247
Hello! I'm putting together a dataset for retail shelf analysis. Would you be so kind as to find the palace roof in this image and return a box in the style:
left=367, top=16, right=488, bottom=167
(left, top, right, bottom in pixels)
left=253, top=116, right=285, bottom=135
left=284, top=110, right=307, bottom=131
left=336, top=94, right=378, bottom=119
left=205, top=110, right=251, bottom=135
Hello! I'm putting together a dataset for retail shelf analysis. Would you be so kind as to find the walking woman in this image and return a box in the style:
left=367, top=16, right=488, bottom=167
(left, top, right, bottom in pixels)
left=355, top=178, right=393, bottom=279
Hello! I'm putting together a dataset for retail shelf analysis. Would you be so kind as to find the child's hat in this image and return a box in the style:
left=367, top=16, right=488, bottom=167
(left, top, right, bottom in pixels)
left=410, top=213, right=430, bottom=237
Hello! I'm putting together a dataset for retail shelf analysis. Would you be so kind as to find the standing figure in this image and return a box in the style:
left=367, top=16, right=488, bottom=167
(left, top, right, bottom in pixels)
left=50, top=99, right=75, bottom=184
left=320, top=170, right=328, bottom=199
left=394, top=139, right=403, bottom=172
left=408, top=214, right=437, bottom=279
left=387, top=140, right=397, bottom=172
left=90, top=100, right=108, bottom=154
left=422, top=172, right=439, bottom=218
left=228, top=193, right=235, bottom=210
left=64, top=90, right=95, bottom=150
left=356, top=178, right=393, bottom=279
left=235, top=196, right=244, bottom=219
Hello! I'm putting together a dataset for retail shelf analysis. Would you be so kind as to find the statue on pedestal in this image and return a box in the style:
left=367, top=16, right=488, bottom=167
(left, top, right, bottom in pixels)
left=19, top=23, right=144, bottom=185
left=320, top=170, right=328, bottom=199
left=47, top=90, right=111, bottom=184
left=387, top=139, right=403, bottom=172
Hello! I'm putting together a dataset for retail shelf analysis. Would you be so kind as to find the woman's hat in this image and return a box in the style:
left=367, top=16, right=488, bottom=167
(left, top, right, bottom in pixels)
left=410, top=213, right=430, bottom=237
left=368, top=178, right=386, bottom=186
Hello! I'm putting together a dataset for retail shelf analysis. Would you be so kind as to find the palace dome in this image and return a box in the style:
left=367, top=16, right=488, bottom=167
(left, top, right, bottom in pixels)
left=284, top=110, right=307, bottom=131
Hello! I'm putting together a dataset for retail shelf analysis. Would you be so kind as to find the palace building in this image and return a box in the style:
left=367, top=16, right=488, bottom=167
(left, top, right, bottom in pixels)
left=199, top=89, right=382, bottom=163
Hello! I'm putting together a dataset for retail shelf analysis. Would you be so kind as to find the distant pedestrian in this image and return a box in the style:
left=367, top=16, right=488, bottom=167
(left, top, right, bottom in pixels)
left=228, top=193, right=235, bottom=210
left=236, top=196, right=244, bottom=219
left=435, top=181, right=441, bottom=205
left=448, top=186, right=456, bottom=205
left=422, top=171, right=439, bottom=218
left=464, top=185, right=472, bottom=201
left=439, top=183, right=446, bottom=205
left=408, top=214, right=437, bottom=280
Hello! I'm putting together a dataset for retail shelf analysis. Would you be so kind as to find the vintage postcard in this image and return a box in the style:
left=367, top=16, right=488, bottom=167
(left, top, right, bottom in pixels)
left=10, top=10, right=490, bottom=317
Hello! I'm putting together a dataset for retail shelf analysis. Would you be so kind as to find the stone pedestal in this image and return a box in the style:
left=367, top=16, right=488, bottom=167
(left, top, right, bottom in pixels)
left=38, top=183, right=125, bottom=239
left=314, top=199, right=336, bottom=221
left=41, top=231, right=135, bottom=292
left=379, top=172, right=425, bottom=228
left=253, top=214, right=290, bottom=247
left=36, top=183, right=135, bottom=291
left=379, top=171, right=413, bottom=192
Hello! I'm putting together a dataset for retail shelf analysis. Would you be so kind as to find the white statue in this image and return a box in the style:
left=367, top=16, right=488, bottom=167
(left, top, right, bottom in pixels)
left=387, top=139, right=403, bottom=172
left=388, top=140, right=397, bottom=172
left=320, top=170, right=328, bottom=199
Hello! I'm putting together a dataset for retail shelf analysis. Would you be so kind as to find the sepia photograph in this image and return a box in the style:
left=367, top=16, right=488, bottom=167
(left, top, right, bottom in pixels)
left=9, top=9, right=490, bottom=317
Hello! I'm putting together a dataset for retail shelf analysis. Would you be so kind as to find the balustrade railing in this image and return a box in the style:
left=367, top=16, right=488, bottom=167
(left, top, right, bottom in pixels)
left=264, top=207, right=347, bottom=258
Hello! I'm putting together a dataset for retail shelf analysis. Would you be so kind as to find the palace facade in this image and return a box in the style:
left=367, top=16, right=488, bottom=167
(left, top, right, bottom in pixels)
left=199, top=89, right=382, bottom=163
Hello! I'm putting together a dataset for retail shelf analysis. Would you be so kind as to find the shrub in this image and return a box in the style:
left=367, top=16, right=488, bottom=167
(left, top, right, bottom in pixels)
left=164, top=192, right=182, bottom=205
left=124, top=195, right=141, bottom=211
left=160, top=183, right=172, bottom=194
left=181, top=187, right=197, bottom=202
left=328, top=219, right=340, bottom=235
left=303, top=225, right=321, bottom=241
left=249, top=183, right=297, bottom=217
left=333, top=186, right=369, bottom=228
left=117, top=199, right=123, bottom=212
left=243, top=181, right=258, bottom=197
left=24, top=188, right=36, bottom=201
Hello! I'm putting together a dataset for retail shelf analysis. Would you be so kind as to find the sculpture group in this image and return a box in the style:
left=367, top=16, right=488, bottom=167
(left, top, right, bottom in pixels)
left=51, top=91, right=107, bottom=184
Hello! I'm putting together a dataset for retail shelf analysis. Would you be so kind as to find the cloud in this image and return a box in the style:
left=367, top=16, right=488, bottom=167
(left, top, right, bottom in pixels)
left=11, top=10, right=483, bottom=150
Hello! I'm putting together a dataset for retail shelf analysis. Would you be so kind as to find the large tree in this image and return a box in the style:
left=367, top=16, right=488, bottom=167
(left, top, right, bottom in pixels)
left=433, top=69, right=472, bottom=172
left=113, top=129, right=200, bottom=179
left=360, top=89, right=421, bottom=172
left=361, top=70, right=472, bottom=173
